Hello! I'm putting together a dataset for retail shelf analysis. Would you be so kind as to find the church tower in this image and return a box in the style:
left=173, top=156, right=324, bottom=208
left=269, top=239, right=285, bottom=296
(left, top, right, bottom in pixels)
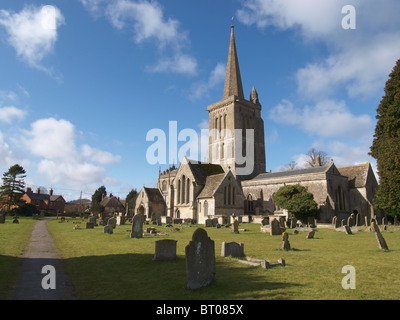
left=207, top=25, right=266, bottom=181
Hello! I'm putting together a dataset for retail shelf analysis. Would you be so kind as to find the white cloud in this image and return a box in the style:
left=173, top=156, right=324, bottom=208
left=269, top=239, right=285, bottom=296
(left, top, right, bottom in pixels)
left=0, top=106, right=26, bottom=123
left=81, top=144, right=121, bottom=165
left=237, top=0, right=400, bottom=99
left=0, top=5, right=65, bottom=71
left=80, top=0, right=197, bottom=75
left=20, top=118, right=121, bottom=188
left=188, top=62, right=226, bottom=100
left=269, top=99, right=372, bottom=139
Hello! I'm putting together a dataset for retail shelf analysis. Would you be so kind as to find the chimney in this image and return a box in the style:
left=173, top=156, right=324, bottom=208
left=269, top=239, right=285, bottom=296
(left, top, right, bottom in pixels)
left=26, top=187, right=32, bottom=193
left=36, top=188, right=40, bottom=194
left=49, top=188, right=53, bottom=196
left=314, top=156, right=321, bottom=167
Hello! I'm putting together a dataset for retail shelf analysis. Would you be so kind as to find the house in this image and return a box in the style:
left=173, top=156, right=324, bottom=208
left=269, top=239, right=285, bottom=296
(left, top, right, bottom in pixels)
left=21, top=187, right=66, bottom=215
left=100, top=194, right=125, bottom=215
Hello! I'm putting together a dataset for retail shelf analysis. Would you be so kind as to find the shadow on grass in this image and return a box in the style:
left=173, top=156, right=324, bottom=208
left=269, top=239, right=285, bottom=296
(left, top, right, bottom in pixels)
left=2, top=252, right=302, bottom=300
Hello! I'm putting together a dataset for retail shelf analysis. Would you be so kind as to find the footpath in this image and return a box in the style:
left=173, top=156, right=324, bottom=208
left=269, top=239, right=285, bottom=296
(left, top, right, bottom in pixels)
left=11, top=219, right=77, bottom=300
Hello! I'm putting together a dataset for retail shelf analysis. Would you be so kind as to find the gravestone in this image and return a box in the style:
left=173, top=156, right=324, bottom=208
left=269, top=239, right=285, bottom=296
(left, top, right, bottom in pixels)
left=212, top=218, right=218, bottom=227
left=232, top=219, right=239, bottom=234
left=108, top=217, right=117, bottom=229
left=355, top=213, right=361, bottom=226
left=103, top=225, right=113, bottom=234
left=306, top=230, right=315, bottom=239
left=157, top=217, right=162, bottom=226
left=221, top=242, right=244, bottom=257
left=88, top=216, right=96, bottom=225
left=153, top=239, right=178, bottom=261
left=185, top=228, right=216, bottom=290
left=13, top=216, right=19, bottom=224
left=173, top=218, right=183, bottom=224
left=86, top=222, right=94, bottom=229
left=371, top=222, right=389, bottom=251
left=382, top=217, right=387, bottom=226
left=270, top=218, right=281, bottom=235
left=290, top=218, right=297, bottom=229
left=0, top=215, right=5, bottom=224
left=344, top=225, right=352, bottom=234
left=130, top=213, right=145, bottom=238
left=282, top=232, right=290, bottom=251
left=341, top=219, right=346, bottom=227
left=261, top=217, right=269, bottom=226
left=205, top=219, right=213, bottom=227
left=279, top=216, right=285, bottom=228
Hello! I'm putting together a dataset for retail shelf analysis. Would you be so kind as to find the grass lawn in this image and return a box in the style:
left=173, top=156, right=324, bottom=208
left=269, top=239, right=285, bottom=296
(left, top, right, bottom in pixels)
left=0, top=216, right=37, bottom=299
left=45, top=218, right=400, bottom=300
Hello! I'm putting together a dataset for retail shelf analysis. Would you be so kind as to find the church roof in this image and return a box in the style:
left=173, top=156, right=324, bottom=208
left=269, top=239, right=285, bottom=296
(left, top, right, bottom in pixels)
left=144, top=187, right=164, bottom=203
left=337, top=163, right=371, bottom=188
left=197, top=173, right=226, bottom=199
left=223, top=25, right=244, bottom=100
left=100, top=196, right=125, bottom=208
left=186, top=159, right=225, bottom=185
left=253, top=165, right=330, bottom=180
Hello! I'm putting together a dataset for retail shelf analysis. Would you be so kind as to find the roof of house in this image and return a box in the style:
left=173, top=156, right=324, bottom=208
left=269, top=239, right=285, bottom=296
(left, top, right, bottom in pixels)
left=100, top=196, right=125, bottom=208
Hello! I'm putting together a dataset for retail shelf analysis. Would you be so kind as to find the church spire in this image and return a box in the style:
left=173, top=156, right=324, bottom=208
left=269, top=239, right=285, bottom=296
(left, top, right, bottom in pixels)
left=223, top=24, right=244, bottom=100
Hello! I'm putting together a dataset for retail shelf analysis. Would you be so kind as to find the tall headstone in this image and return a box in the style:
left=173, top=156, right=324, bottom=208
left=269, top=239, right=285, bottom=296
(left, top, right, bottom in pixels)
left=282, top=232, right=290, bottom=251
left=108, top=217, right=117, bottom=229
left=116, top=216, right=126, bottom=226
left=185, top=228, right=216, bottom=290
left=371, top=222, right=389, bottom=251
left=130, top=213, right=145, bottom=238
left=153, top=239, right=178, bottom=261
left=270, top=218, right=281, bottom=235
left=221, top=242, right=244, bottom=257
left=344, top=225, right=352, bottom=235
left=306, top=230, right=315, bottom=239
left=232, top=219, right=239, bottom=234
left=205, top=219, right=213, bottom=227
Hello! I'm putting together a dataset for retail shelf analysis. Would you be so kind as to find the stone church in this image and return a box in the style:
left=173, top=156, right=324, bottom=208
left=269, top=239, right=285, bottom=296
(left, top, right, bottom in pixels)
left=135, top=25, right=379, bottom=225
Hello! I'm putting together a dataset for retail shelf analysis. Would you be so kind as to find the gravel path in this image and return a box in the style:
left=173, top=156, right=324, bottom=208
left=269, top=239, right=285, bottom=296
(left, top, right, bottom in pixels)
left=11, top=219, right=77, bottom=300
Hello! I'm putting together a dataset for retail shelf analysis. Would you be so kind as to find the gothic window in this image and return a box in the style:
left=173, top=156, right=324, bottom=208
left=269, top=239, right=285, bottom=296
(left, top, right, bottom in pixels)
left=228, top=184, right=232, bottom=205
left=177, top=180, right=181, bottom=204
left=204, top=200, right=208, bottom=216
left=186, top=178, right=190, bottom=203
left=233, top=187, right=236, bottom=205
left=182, top=175, right=186, bottom=204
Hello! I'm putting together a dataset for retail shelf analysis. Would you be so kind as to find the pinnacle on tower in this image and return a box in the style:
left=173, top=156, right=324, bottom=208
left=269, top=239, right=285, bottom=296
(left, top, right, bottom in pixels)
left=223, top=25, right=244, bottom=100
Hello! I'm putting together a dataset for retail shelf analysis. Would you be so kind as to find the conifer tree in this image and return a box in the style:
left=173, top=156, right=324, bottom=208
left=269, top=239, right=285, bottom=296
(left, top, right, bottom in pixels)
left=0, top=164, right=26, bottom=213
left=370, top=58, right=400, bottom=216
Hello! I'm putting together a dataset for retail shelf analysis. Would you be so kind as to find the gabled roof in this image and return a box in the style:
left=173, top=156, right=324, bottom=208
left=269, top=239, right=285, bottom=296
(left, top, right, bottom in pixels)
left=337, top=163, right=372, bottom=188
left=25, top=192, right=50, bottom=201
left=197, top=173, right=226, bottom=199
left=185, top=158, right=225, bottom=185
left=252, top=165, right=330, bottom=181
left=144, top=187, right=164, bottom=203
left=100, top=196, right=125, bottom=208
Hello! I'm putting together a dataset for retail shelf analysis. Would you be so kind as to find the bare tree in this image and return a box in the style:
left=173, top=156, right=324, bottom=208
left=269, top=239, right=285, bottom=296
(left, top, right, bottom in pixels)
left=281, top=161, right=298, bottom=171
left=305, top=148, right=331, bottom=167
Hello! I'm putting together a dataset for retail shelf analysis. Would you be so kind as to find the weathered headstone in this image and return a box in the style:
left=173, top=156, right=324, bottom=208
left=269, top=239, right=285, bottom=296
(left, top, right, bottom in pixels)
left=261, top=217, right=268, bottom=226
left=355, top=213, right=361, bottom=226
left=86, top=222, right=94, bottom=229
left=108, top=217, right=117, bottom=229
left=205, top=219, right=213, bottom=227
left=212, top=218, right=218, bottom=227
left=185, top=228, right=216, bottom=290
left=88, top=216, right=96, bottom=224
left=341, top=219, right=346, bottom=227
left=270, top=218, right=281, bottom=235
left=279, top=216, right=285, bottom=228
left=306, top=230, right=315, bottom=239
left=232, top=219, right=239, bottom=234
left=153, top=239, right=178, bottom=261
left=130, top=213, right=145, bottom=238
left=344, top=225, right=352, bottom=234
left=13, top=216, right=19, bottom=224
left=282, top=232, right=290, bottom=251
left=371, top=222, right=389, bottom=251
left=221, top=242, right=244, bottom=257
left=103, top=225, right=113, bottom=234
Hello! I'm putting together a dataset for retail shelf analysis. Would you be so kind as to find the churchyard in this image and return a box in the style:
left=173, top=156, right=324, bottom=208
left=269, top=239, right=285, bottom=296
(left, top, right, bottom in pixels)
left=1, top=216, right=400, bottom=300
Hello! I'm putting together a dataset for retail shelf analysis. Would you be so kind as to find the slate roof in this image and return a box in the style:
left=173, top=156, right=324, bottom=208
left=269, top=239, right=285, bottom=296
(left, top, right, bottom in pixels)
left=144, top=188, right=164, bottom=203
left=338, top=163, right=370, bottom=188
left=197, top=173, right=226, bottom=199
left=252, top=165, right=329, bottom=181
left=25, top=192, right=51, bottom=201
left=100, top=196, right=125, bottom=208
left=186, top=159, right=225, bottom=185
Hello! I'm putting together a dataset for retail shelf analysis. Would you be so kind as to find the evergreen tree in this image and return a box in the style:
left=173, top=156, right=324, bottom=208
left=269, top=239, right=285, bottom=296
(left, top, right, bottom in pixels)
left=370, top=58, right=400, bottom=217
left=273, top=184, right=320, bottom=223
left=0, top=164, right=26, bottom=213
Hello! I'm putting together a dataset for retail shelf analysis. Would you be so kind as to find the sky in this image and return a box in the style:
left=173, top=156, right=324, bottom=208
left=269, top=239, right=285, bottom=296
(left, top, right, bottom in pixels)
left=0, top=0, right=399, bottom=202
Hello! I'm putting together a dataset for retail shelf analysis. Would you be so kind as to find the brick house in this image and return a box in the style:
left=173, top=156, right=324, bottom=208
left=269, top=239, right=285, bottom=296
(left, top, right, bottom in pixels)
left=21, top=187, right=66, bottom=215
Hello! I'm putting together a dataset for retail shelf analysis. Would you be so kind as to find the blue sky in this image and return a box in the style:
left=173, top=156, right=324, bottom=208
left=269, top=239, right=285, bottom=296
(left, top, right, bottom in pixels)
left=0, top=0, right=399, bottom=201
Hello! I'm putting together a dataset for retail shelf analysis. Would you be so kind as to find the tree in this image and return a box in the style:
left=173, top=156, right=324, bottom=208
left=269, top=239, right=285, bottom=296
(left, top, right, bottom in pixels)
left=11, top=203, right=40, bottom=217
left=370, top=58, right=400, bottom=217
left=0, top=164, right=26, bottom=213
left=91, top=185, right=106, bottom=214
left=281, top=161, right=298, bottom=171
left=305, top=148, right=331, bottom=167
left=273, top=184, right=320, bottom=223
left=125, top=189, right=138, bottom=213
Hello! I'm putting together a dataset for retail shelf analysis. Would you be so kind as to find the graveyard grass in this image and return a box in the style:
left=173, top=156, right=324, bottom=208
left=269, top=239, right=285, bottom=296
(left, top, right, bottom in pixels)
left=0, top=217, right=37, bottom=299
left=44, top=219, right=400, bottom=300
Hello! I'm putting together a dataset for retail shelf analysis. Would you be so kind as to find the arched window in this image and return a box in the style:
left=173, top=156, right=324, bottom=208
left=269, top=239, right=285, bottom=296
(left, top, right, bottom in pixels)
left=224, top=186, right=227, bottom=205
left=232, top=187, right=236, bottom=205
left=204, top=200, right=208, bottom=216
left=186, top=178, right=190, bottom=203
left=177, top=180, right=181, bottom=204
left=162, top=180, right=167, bottom=191
left=247, top=194, right=254, bottom=212
left=228, top=184, right=232, bottom=205
left=182, top=175, right=186, bottom=204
